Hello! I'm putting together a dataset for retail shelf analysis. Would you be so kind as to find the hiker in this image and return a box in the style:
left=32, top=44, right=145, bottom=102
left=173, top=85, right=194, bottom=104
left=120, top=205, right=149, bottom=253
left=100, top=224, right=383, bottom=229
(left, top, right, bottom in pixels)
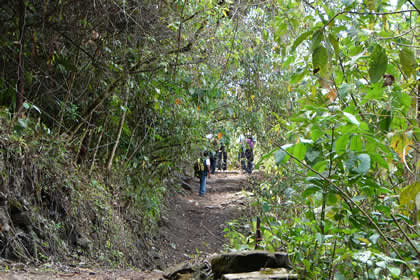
left=217, top=141, right=227, bottom=171
left=199, top=151, right=211, bottom=196
left=238, top=134, right=246, bottom=172
left=245, top=135, right=255, bottom=174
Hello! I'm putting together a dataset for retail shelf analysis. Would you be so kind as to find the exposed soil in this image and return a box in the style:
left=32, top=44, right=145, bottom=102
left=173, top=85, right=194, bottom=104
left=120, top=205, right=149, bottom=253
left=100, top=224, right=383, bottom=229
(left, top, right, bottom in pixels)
left=156, top=171, right=250, bottom=267
left=0, top=171, right=251, bottom=279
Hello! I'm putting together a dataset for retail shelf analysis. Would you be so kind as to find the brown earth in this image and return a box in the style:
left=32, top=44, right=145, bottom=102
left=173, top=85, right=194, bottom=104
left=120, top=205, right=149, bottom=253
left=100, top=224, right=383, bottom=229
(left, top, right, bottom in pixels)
left=0, top=171, right=251, bottom=279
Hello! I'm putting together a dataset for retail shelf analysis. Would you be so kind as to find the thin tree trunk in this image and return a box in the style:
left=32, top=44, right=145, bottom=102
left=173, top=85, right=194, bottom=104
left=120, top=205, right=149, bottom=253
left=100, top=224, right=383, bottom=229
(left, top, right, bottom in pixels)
left=90, top=116, right=108, bottom=175
left=16, top=0, right=26, bottom=116
left=106, top=89, right=129, bottom=171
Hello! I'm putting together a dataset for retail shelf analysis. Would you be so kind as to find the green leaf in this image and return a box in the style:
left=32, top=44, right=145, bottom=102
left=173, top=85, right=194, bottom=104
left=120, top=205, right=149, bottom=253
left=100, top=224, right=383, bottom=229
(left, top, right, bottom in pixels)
left=362, top=83, right=384, bottom=102
left=364, top=0, right=377, bottom=10
left=370, top=154, right=388, bottom=169
left=293, top=142, right=307, bottom=161
left=274, top=149, right=287, bottom=165
left=399, top=47, right=416, bottom=77
left=290, top=69, right=306, bottom=84
left=255, top=148, right=279, bottom=169
left=312, top=46, right=328, bottom=73
left=311, top=127, right=323, bottom=141
left=388, top=267, right=401, bottom=277
left=326, top=192, right=338, bottom=205
left=368, top=44, right=388, bottom=83
left=400, top=182, right=420, bottom=212
left=350, top=135, right=363, bottom=152
left=379, top=110, right=392, bottom=132
left=17, top=118, right=28, bottom=129
left=342, top=0, right=354, bottom=6
left=354, top=154, right=370, bottom=174
left=291, top=30, right=313, bottom=51
left=328, top=34, right=340, bottom=57
left=282, top=55, right=295, bottom=68
left=306, top=150, right=320, bottom=162
left=309, top=160, right=328, bottom=176
left=369, top=233, right=380, bottom=244
left=335, top=134, right=350, bottom=154
left=343, top=112, right=360, bottom=126
left=303, top=185, right=322, bottom=197
left=262, top=202, right=271, bottom=212
left=312, top=29, right=324, bottom=50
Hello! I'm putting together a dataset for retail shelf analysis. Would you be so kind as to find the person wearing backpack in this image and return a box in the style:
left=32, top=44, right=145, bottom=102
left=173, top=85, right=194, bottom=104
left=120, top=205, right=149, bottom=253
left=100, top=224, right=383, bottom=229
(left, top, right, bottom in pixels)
left=245, top=135, right=255, bottom=174
left=198, top=151, right=211, bottom=196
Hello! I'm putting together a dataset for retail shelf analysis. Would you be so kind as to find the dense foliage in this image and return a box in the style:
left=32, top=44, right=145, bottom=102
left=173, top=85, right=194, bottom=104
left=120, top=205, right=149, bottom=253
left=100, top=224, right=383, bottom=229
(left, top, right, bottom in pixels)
left=0, top=0, right=419, bottom=278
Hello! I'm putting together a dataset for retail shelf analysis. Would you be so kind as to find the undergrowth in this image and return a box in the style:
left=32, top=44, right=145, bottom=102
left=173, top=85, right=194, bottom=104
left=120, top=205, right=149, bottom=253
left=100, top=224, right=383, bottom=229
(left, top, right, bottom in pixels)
left=0, top=109, right=164, bottom=268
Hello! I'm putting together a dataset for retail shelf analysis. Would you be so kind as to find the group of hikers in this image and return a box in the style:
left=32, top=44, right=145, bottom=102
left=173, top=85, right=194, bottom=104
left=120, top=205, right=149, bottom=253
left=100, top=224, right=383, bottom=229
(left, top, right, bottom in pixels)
left=195, top=134, right=256, bottom=196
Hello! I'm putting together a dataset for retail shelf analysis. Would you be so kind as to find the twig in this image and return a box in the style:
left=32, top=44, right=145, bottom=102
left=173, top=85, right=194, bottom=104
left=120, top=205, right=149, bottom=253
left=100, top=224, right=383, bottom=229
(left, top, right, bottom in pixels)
left=201, top=223, right=225, bottom=243
left=377, top=26, right=418, bottom=40
left=390, top=213, right=420, bottom=258
left=323, top=10, right=417, bottom=29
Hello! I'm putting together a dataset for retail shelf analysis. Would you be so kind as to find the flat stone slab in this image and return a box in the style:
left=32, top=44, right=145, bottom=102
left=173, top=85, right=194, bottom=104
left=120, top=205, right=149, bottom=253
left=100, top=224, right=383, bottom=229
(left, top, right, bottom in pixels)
left=223, top=268, right=298, bottom=280
left=211, top=251, right=291, bottom=279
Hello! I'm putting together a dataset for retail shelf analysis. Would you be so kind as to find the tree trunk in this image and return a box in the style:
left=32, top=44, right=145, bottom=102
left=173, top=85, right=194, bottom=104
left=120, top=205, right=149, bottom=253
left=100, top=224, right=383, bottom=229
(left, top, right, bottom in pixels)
left=106, top=89, right=129, bottom=171
left=90, top=116, right=108, bottom=175
left=16, top=0, right=25, bottom=116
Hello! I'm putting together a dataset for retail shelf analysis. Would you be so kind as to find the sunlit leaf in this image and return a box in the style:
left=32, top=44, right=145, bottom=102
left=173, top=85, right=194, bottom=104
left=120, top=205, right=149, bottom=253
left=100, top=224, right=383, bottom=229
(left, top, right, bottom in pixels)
left=293, top=142, right=307, bottom=161
left=400, top=182, right=420, bottom=215
left=343, top=112, right=360, bottom=126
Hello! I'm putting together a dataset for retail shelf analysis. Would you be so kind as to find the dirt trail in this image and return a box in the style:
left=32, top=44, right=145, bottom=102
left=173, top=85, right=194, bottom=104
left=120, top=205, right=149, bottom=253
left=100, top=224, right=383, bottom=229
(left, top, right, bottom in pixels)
left=156, top=171, right=249, bottom=266
left=0, top=171, right=250, bottom=280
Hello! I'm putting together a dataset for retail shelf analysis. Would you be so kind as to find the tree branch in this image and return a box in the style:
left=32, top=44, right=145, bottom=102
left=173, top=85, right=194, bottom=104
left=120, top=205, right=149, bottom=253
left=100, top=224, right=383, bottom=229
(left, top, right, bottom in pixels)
left=323, top=9, right=417, bottom=29
left=406, top=0, right=420, bottom=14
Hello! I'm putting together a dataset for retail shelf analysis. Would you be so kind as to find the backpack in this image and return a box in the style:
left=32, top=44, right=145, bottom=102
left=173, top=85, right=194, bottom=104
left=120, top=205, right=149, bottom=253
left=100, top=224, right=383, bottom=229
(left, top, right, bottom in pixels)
left=193, top=158, right=205, bottom=177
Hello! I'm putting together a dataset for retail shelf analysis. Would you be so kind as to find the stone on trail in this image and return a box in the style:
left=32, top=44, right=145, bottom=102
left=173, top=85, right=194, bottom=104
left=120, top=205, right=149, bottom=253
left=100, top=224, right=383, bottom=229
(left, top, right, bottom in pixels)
left=222, top=268, right=298, bottom=280
left=163, top=261, right=210, bottom=280
left=211, top=250, right=292, bottom=279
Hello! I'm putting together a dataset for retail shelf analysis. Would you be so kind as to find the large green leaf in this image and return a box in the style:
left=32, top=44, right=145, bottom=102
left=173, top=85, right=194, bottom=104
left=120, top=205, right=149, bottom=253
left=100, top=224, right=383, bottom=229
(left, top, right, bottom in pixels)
left=368, top=44, right=388, bottom=83
left=399, top=47, right=416, bottom=78
left=343, top=112, right=360, bottom=126
left=353, top=154, right=370, bottom=174
left=290, top=69, right=306, bottom=84
left=291, top=30, right=313, bottom=52
left=308, top=160, right=328, bottom=176
left=312, top=46, right=329, bottom=74
left=312, top=29, right=324, bottom=50
left=328, top=34, right=340, bottom=58
left=274, top=149, right=287, bottom=165
left=293, top=142, right=307, bottom=161
left=303, top=185, right=322, bottom=197
left=400, top=182, right=420, bottom=214
left=311, top=127, right=323, bottom=141
left=350, top=135, right=363, bottom=152
left=335, top=133, right=350, bottom=154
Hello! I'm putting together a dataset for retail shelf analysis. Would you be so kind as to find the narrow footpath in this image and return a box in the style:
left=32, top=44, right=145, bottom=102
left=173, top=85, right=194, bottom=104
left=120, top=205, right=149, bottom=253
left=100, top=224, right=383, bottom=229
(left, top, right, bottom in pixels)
left=156, top=171, right=251, bottom=266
